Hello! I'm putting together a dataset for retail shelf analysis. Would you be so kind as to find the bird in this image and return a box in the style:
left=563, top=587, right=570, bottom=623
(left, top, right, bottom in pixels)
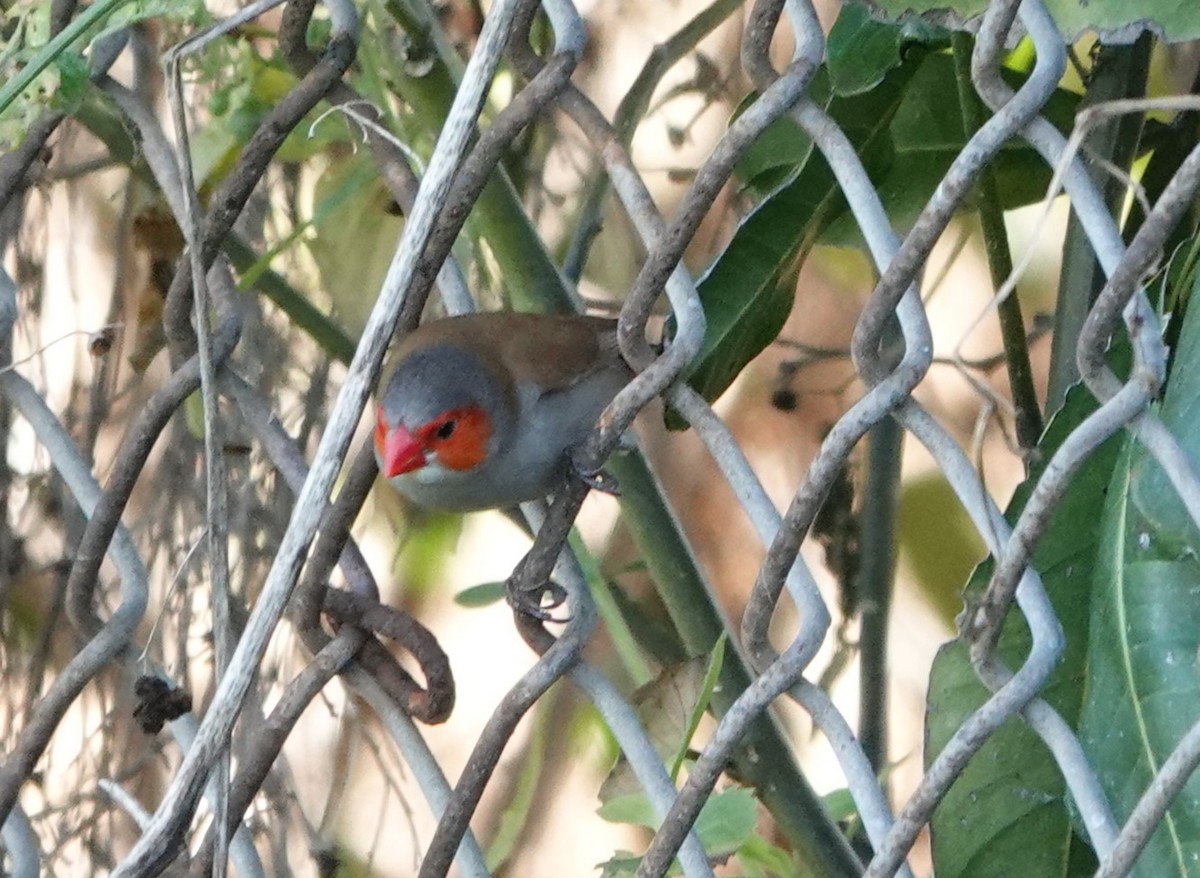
left=373, top=312, right=633, bottom=513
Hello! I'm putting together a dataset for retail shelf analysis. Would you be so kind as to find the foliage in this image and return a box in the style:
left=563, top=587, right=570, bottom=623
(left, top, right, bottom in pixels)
left=683, top=12, right=1081, bottom=419
left=926, top=378, right=1120, bottom=878
left=864, top=0, right=1200, bottom=44
left=1077, top=266, right=1200, bottom=874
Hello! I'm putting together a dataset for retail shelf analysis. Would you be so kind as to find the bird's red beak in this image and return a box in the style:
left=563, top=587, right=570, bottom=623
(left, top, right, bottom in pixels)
left=375, top=409, right=427, bottom=477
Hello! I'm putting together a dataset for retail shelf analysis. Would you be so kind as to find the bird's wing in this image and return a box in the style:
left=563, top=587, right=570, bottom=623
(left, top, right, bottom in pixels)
left=498, top=314, right=629, bottom=393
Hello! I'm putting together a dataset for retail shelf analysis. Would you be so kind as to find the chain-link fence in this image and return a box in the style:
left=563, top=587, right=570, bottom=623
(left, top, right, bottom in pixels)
left=2, top=0, right=1200, bottom=875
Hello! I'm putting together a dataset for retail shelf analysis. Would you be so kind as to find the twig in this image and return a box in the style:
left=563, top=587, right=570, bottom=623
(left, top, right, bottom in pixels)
left=110, top=0, right=532, bottom=867
left=0, top=0, right=83, bottom=212
left=562, top=0, right=744, bottom=280
left=951, top=32, right=1043, bottom=454
left=165, top=43, right=235, bottom=876
left=0, top=269, right=149, bottom=826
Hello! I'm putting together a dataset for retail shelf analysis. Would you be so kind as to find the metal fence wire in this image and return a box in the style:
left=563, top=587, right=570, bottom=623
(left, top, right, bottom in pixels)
left=2, top=0, right=1200, bottom=875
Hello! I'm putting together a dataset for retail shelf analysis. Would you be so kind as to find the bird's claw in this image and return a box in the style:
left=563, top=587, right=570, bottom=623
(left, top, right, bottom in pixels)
left=506, top=580, right=571, bottom=623
left=569, top=453, right=620, bottom=496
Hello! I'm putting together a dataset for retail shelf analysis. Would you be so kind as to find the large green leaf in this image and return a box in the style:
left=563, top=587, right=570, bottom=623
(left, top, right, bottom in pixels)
left=863, top=0, right=1200, bottom=44
left=1077, top=266, right=1200, bottom=875
left=820, top=55, right=1081, bottom=244
left=682, top=29, right=928, bottom=413
left=826, top=1, right=929, bottom=97
left=1128, top=263, right=1200, bottom=551
left=686, top=39, right=1081, bottom=411
left=305, top=155, right=408, bottom=335
left=925, top=381, right=1121, bottom=878
left=1079, top=496, right=1200, bottom=874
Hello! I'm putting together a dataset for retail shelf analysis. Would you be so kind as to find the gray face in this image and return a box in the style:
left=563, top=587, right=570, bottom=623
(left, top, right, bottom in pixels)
left=380, top=343, right=515, bottom=452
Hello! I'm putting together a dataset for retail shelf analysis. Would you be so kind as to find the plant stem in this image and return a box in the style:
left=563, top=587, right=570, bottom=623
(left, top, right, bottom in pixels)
left=224, top=236, right=357, bottom=364
left=376, top=0, right=576, bottom=315
left=562, top=0, right=744, bottom=281
left=856, top=415, right=902, bottom=780
left=952, top=32, right=1043, bottom=452
left=0, top=0, right=134, bottom=114
left=610, top=450, right=863, bottom=878
left=1045, top=35, right=1152, bottom=410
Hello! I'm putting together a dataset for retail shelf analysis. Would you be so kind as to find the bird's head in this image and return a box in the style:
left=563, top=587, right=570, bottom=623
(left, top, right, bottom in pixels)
left=374, top=343, right=511, bottom=479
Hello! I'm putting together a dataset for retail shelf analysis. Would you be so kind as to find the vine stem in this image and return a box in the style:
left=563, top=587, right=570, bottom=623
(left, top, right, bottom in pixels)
left=951, top=32, right=1044, bottom=454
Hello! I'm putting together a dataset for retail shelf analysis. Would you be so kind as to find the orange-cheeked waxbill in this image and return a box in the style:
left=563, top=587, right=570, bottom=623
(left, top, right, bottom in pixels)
left=373, top=312, right=633, bottom=512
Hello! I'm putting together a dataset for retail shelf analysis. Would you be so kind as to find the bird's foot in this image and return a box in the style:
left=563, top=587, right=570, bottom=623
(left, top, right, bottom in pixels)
left=506, top=579, right=571, bottom=623
left=569, top=452, right=620, bottom=496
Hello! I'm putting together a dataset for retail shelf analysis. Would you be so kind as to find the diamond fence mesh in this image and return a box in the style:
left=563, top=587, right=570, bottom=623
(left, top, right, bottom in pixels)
left=2, top=0, right=1200, bottom=876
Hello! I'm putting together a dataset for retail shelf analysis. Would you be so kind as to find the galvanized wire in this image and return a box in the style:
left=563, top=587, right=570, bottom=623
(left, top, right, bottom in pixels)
left=4, top=0, right=1200, bottom=875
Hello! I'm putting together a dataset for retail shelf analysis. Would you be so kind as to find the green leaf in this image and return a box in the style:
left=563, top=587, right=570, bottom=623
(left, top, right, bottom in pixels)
left=887, top=60, right=1077, bottom=158
left=820, top=55, right=1081, bottom=244
left=1163, top=232, right=1200, bottom=315
left=826, top=2, right=908, bottom=97
left=1077, top=266, right=1200, bottom=874
left=453, top=581, right=506, bottom=608
left=597, top=791, right=658, bottom=828
left=598, top=787, right=757, bottom=859
left=50, top=51, right=88, bottom=113
left=305, top=155, right=408, bottom=335
left=736, top=833, right=802, bottom=878
left=821, top=787, right=859, bottom=823
left=1079, top=503, right=1200, bottom=873
left=0, top=0, right=135, bottom=118
left=1128, top=262, right=1200, bottom=552
left=669, top=633, right=726, bottom=779
left=100, top=0, right=207, bottom=37
left=689, top=49, right=1082, bottom=412
left=597, top=850, right=644, bottom=878
left=733, top=85, right=823, bottom=192
left=693, top=787, right=758, bottom=857
left=925, top=379, right=1121, bottom=878
left=600, top=649, right=721, bottom=799
left=898, top=474, right=986, bottom=625
left=683, top=50, right=926, bottom=414
left=394, top=512, right=463, bottom=598
left=862, top=0, right=1200, bottom=44
left=672, top=217, right=802, bottom=425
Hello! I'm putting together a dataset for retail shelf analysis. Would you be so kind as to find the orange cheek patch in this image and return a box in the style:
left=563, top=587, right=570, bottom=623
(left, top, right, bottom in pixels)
left=425, top=406, right=491, bottom=471
left=373, top=406, right=388, bottom=457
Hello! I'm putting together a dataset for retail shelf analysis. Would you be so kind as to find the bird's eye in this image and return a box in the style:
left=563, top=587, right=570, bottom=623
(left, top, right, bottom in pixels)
left=423, top=407, right=488, bottom=471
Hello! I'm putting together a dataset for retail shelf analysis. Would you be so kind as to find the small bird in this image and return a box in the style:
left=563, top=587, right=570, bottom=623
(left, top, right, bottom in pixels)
left=374, top=312, right=633, bottom=512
